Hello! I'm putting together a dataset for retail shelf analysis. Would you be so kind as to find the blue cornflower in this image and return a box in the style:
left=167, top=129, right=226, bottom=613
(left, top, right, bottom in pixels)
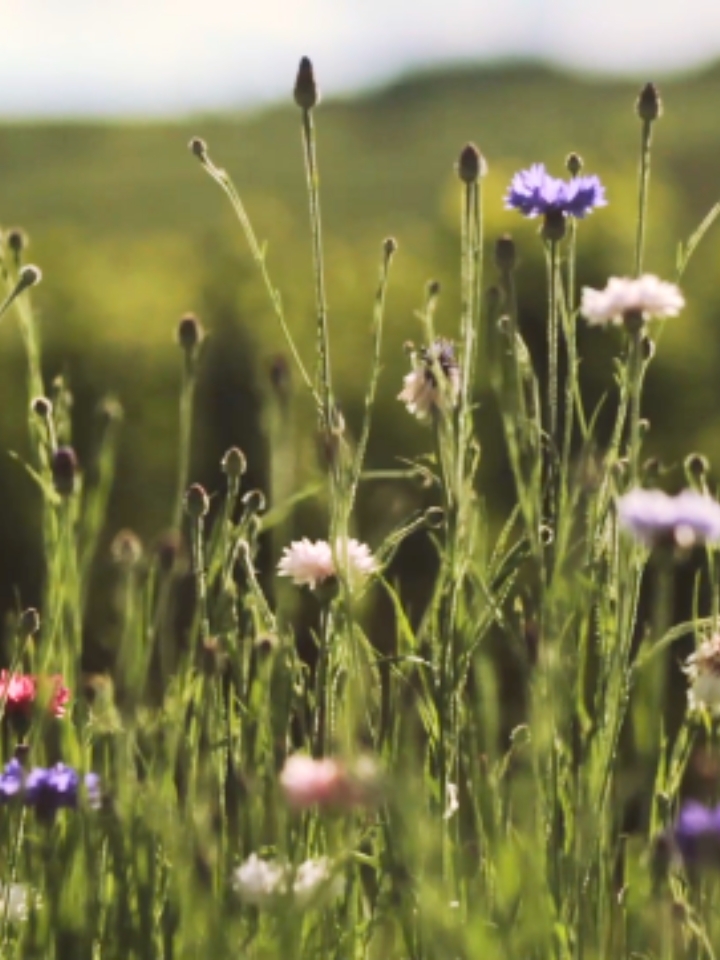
left=672, top=801, right=720, bottom=867
left=505, top=163, right=607, bottom=219
left=0, top=760, right=100, bottom=812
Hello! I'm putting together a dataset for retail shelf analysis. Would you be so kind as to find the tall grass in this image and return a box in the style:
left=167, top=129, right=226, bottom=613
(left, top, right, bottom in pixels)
left=0, top=62, right=719, bottom=960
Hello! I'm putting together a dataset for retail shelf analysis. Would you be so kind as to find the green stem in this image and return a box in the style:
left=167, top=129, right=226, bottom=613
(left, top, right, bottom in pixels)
left=634, top=119, right=653, bottom=278
left=173, top=355, right=196, bottom=531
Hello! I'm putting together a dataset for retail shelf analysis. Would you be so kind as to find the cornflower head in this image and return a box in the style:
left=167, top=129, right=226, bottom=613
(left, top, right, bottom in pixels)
left=279, top=754, right=381, bottom=811
left=277, top=537, right=376, bottom=591
left=581, top=275, right=684, bottom=331
left=670, top=801, right=720, bottom=869
left=398, top=338, right=460, bottom=421
left=0, top=672, right=70, bottom=718
left=0, top=759, right=101, bottom=815
left=232, top=854, right=343, bottom=907
left=684, top=634, right=720, bottom=715
left=505, top=163, right=606, bottom=221
left=617, top=488, right=720, bottom=549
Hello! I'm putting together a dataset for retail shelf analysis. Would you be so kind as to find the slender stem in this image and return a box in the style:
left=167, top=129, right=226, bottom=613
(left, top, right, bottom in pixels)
left=172, top=355, right=196, bottom=531
left=546, top=240, right=560, bottom=450
left=627, top=329, right=644, bottom=484
left=190, top=513, right=211, bottom=645
left=634, top=119, right=653, bottom=278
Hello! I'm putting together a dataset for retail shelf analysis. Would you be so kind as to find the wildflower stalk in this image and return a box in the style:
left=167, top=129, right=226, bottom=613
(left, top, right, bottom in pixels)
left=634, top=112, right=654, bottom=277
left=173, top=339, right=199, bottom=532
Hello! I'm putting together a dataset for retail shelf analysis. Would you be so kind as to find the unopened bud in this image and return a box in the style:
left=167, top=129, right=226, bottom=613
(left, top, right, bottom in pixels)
left=189, top=137, right=208, bottom=161
left=637, top=82, right=662, bottom=122
left=457, top=142, right=485, bottom=183
left=426, top=279, right=441, bottom=300
left=19, top=264, right=41, bottom=289
left=424, top=507, right=445, bottom=530
left=177, top=314, right=204, bottom=353
left=383, top=237, right=398, bottom=259
left=6, top=228, right=27, bottom=256
left=495, top=234, right=516, bottom=271
left=685, top=453, right=710, bottom=481
left=566, top=153, right=583, bottom=177
left=241, top=489, right=266, bottom=515
left=111, top=529, right=143, bottom=567
left=294, top=56, right=319, bottom=110
left=221, top=446, right=247, bottom=479
left=32, top=396, right=52, bottom=419
left=52, top=446, right=78, bottom=496
left=185, top=483, right=209, bottom=519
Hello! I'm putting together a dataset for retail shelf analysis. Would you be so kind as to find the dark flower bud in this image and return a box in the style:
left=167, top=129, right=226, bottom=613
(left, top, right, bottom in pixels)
left=111, top=529, right=143, bottom=567
left=294, top=56, right=319, bottom=110
left=495, top=234, right=516, bottom=271
left=457, top=143, right=483, bottom=183
left=184, top=483, right=209, bottom=519
left=52, top=446, right=78, bottom=496
left=177, top=314, right=204, bottom=353
left=541, top=209, right=566, bottom=242
left=18, top=264, right=41, bottom=290
left=6, top=228, right=27, bottom=256
left=566, top=153, right=583, bottom=177
left=424, top=507, right=445, bottom=529
left=637, top=82, right=662, bottom=122
left=32, top=396, right=52, bottom=419
left=19, top=607, right=40, bottom=638
left=189, top=137, right=208, bottom=161
left=383, top=237, right=398, bottom=259
left=686, top=452, right=710, bottom=482
left=241, top=489, right=266, bottom=515
left=221, top=446, right=247, bottom=479
left=426, top=280, right=441, bottom=304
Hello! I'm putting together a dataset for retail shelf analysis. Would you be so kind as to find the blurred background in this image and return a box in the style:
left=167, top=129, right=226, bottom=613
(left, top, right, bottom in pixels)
left=1, top=0, right=720, bottom=651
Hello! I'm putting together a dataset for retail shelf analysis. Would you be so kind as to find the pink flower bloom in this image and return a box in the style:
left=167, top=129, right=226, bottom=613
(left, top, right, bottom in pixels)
left=279, top=754, right=381, bottom=810
left=0, top=672, right=70, bottom=718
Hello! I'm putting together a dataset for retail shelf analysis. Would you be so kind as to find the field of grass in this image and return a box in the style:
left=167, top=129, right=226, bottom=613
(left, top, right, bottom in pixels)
left=0, top=59, right=719, bottom=957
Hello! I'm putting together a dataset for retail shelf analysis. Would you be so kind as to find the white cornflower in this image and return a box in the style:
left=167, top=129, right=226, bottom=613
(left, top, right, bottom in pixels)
left=617, top=488, right=720, bottom=549
left=232, top=854, right=286, bottom=904
left=398, top=338, right=460, bottom=421
left=684, top=635, right=720, bottom=714
left=277, top=538, right=376, bottom=590
left=581, top=275, right=684, bottom=328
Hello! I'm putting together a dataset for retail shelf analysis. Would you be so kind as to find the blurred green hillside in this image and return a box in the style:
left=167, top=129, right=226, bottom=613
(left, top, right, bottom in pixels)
left=1, top=60, right=720, bottom=618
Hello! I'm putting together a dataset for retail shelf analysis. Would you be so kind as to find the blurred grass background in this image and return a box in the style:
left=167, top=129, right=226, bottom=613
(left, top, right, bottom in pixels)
left=0, top=61, right=719, bottom=636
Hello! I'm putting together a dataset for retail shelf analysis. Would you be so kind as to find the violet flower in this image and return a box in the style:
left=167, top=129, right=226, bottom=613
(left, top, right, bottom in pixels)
left=505, top=163, right=606, bottom=219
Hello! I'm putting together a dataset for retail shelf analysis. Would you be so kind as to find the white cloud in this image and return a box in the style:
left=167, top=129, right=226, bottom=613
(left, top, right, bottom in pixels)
left=1, top=0, right=719, bottom=115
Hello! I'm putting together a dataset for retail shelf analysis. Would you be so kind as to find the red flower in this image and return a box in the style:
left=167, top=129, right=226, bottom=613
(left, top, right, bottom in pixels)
left=0, top=672, right=70, bottom=718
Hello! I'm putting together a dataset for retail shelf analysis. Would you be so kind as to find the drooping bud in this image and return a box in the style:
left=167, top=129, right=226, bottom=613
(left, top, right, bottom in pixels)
left=241, top=489, right=266, bottom=515
left=189, top=137, right=208, bottom=161
left=457, top=142, right=485, bottom=184
left=32, top=396, right=53, bottom=420
left=637, top=82, right=662, bottom=122
left=52, top=446, right=78, bottom=496
left=184, top=483, right=210, bottom=519
left=294, top=56, right=319, bottom=110
left=566, top=153, right=583, bottom=177
left=494, top=234, right=516, bottom=271
left=221, top=446, right=247, bottom=480
left=19, top=607, right=40, bottom=638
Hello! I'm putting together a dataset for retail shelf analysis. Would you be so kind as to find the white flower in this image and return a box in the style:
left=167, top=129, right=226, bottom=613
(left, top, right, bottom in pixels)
left=277, top=538, right=376, bottom=590
left=581, top=275, right=684, bottom=327
left=398, top=339, right=460, bottom=420
left=0, top=883, right=33, bottom=923
left=232, top=854, right=286, bottom=904
left=232, top=855, right=342, bottom=907
left=443, top=782, right=459, bottom=820
left=685, top=635, right=720, bottom=714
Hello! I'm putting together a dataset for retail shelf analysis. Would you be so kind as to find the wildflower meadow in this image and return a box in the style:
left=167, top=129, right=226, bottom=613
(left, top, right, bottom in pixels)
left=1, top=57, right=720, bottom=959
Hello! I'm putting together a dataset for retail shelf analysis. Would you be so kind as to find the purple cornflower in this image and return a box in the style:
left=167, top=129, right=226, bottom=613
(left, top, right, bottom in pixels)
left=617, top=488, right=720, bottom=549
left=0, top=760, right=100, bottom=812
left=505, top=163, right=607, bottom=219
left=672, top=801, right=720, bottom=867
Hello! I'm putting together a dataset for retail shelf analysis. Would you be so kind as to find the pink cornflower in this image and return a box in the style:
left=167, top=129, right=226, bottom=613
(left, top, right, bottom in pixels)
left=279, top=754, right=380, bottom=810
left=0, top=672, right=70, bottom=718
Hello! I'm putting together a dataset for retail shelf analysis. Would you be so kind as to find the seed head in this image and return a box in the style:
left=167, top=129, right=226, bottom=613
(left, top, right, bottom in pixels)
left=294, top=56, right=319, bottom=111
left=184, top=483, right=209, bottom=519
left=221, top=446, right=247, bottom=480
left=52, top=446, right=78, bottom=497
left=637, top=82, right=662, bottom=122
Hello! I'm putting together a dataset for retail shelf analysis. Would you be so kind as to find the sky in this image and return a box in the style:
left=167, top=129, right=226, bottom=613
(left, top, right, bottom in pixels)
left=2, top=0, right=720, bottom=117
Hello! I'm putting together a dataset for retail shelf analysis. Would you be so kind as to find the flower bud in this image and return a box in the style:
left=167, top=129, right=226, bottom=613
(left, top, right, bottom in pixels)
left=685, top=453, right=710, bottom=483
left=177, top=313, right=204, bottom=353
left=566, top=152, right=583, bottom=177
left=241, top=489, right=266, bottom=515
left=494, top=234, right=516, bottom=271
left=19, top=265, right=41, bottom=289
left=457, top=143, right=484, bottom=184
left=32, top=396, right=52, bottom=420
left=19, top=607, right=40, bottom=638
left=424, top=507, right=445, bottom=530
left=637, top=82, right=662, bottom=122
left=184, top=483, right=209, bottom=519
left=426, top=279, right=441, bottom=302
left=52, top=446, right=78, bottom=496
left=221, top=446, right=247, bottom=479
left=6, top=228, right=27, bottom=257
left=111, top=529, right=143, bottom=567
left=189, top=137, right=208, bottom=161
left=383, top=236, right=398, bottom=259
left=294, top=56, right=319, bottom=110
